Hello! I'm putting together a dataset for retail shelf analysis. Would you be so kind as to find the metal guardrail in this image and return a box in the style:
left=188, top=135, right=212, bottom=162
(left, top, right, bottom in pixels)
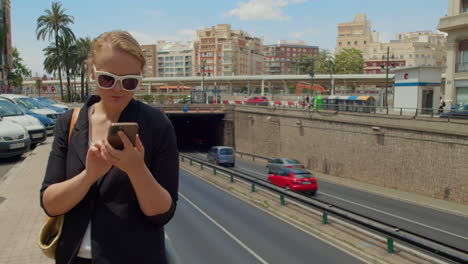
left=180, top=153, right=468, bottom=263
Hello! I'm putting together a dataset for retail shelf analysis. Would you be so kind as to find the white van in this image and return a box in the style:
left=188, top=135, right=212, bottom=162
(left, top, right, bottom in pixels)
left=0, top=94, right=60, bottom=122
left=0, top=99, right=46, bottom=149
left=0, top=118, right=31, bottom=158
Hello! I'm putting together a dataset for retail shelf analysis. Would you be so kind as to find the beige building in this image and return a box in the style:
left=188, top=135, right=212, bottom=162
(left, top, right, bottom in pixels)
left=335, top=13, right=379, bottom=56
left=193, top=24, right=264, bottom=76
left=336, top=14, right=447, bottom=75
left=141, top=44, right=157, bottom=77
left=156, top=41, right=193, bottom=78
left=438, top=0, right=468, bottom=105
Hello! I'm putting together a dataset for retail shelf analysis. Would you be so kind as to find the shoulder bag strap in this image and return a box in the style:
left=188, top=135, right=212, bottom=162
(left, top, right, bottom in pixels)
left=68, top=108, right=80, bottom=143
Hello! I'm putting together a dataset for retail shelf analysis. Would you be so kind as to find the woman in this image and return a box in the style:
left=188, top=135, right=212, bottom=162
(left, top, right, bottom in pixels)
left=40, top=31, right=179, bottom=264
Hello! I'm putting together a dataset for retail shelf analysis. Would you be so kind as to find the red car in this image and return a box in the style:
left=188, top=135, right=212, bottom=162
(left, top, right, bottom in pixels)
left=244, top=96, right=269, bottom=106
left=268, top=169, right=318, bottom=195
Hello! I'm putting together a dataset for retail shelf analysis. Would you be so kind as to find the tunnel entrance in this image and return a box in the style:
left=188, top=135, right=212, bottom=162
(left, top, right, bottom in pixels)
left=167, top=113, right=225, bottom=152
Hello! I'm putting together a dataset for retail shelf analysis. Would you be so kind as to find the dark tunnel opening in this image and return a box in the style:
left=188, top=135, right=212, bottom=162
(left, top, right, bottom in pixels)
left=167, top=113, right=225, bottom=152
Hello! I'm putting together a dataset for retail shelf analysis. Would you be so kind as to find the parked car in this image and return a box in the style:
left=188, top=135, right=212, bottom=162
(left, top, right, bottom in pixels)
left=0, top=118, right=31, bottom=158
left=0, top=94, right=60, bottom=122
left=36, top=100, right=67, bottom=114
left=244, top=96, right=269, bottom=106
left=16, top=105, right=55, bottom=136
left=268, top=169, right=318, bottom=195
left=0, top=99, right=47, bottom=149
left=35, top=97, right=68, bottom=110
left=266, top=158, right=305, bottom=174
left=207, top=146, right=235, bottom=167
left=440, top=104, right=468, bottom=119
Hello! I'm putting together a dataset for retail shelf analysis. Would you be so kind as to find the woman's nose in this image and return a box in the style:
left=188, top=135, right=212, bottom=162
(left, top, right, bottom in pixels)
left=112, top=80, right=123, bottom=91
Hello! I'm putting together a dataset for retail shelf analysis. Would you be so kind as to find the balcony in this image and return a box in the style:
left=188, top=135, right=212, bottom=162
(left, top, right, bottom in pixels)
left=438, top=12, right=468, bottom=32
left=456, top=62, right=468, bottom=72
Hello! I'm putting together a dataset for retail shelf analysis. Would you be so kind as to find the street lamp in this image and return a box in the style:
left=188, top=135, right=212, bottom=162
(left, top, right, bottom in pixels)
left=201, top=59, right=206, bottom=104
left=381, top=47, right=395, bottom=108
left=326, top=59, right=335, bottom=95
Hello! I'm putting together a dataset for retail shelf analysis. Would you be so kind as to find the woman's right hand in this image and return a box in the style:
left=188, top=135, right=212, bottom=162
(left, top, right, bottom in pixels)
left=84, top=143, right=112, bottom=184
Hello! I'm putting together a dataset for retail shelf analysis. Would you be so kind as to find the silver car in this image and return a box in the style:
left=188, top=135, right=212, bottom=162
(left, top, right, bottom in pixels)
left=266, top=158, right=305, bottom=174
left=207, top=146, right=235, bottom=167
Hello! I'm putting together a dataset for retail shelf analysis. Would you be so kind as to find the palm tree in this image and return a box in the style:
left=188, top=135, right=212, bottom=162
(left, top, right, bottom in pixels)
left=36, top=2, right=75, bottom=101
left=43, top=36, right=77, bottom=102
left=75, top=37, right=92, bottom=101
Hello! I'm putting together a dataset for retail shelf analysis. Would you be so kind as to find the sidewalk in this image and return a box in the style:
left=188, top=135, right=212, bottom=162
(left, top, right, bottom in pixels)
left=0, top=138, right=53, bottom=264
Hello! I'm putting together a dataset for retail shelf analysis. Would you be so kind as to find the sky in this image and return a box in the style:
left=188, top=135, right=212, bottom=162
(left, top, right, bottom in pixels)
left=11, top=0, right=447, bottom=76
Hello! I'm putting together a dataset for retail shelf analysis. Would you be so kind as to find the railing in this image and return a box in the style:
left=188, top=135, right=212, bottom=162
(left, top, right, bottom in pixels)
left=180, top=153, right=468, bottom=263
left=456, top=62, right=468, bottom=72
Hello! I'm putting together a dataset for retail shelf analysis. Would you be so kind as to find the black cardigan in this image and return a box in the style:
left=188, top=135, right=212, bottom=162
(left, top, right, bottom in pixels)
left=40, top=96, right=179, bottom=264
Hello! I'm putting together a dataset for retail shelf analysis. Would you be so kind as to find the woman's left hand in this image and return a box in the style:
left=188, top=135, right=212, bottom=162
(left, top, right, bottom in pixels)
left=100, top=132, right=145, bottom=175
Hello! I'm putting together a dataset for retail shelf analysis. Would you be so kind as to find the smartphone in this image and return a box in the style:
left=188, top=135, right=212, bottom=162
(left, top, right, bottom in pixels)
left=107, top=122, right=139, bottom=150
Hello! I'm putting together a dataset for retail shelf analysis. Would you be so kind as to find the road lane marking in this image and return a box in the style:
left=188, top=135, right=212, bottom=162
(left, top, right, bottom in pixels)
left=185, top=153, right=468, bottom=242
left=318, top=191, right=468, bottom=241
left=179, top=192, right=269, bottom=264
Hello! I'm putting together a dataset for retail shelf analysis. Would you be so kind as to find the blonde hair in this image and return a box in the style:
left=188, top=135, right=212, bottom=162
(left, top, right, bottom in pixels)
left=88, top=30, right=146, bottom=70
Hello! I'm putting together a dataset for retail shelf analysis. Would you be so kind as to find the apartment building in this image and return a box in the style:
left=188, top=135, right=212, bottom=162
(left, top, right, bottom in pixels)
left=0, top=0, right=11, bottom=91
left=336, top=14, right=447, bottom=75
left=156, top=41, right=193, bottom=78
left=141, top=44, right=157, bottom=77
left=193, top=24, right=264, bottom=76
left=264, top=40, right=319, bottom=75
left=439, top=0, right=468, bottom=104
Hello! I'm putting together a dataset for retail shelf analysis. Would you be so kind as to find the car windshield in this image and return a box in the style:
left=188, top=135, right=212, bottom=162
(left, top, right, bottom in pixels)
left=0, top=101, right=24, bottom=116
left=15, top=98, right=44, bottom=110
left=37, top=98, right=57, bottom=105
left=294, top=172, right=313, bottom=179
left=220, top=148, right=234, bottom=155
left=285, top=159, right=301, bottom=164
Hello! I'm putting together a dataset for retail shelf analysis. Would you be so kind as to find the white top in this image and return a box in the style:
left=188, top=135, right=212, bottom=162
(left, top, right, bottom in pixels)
left=77, top=104, right=95, bottom=259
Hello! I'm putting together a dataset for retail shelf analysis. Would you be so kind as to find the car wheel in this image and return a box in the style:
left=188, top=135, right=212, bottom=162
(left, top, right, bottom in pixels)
left=285, top=185, right=290, bottom=191
left=231, top=163, right=235, bottom=168
left=308, top=191, right=317, bottom=196
left=30, top=143, right=38, bottom=150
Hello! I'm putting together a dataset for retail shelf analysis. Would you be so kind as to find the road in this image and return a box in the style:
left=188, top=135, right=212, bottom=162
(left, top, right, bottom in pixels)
left=186, top=152, right=468, bottom=253
left=165, top=169, right=365, bottom=264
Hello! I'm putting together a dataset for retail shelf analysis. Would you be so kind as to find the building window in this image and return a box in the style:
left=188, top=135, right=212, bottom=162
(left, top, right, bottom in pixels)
left=347, top=41, right=351, bottom=46
left=339, top=42, right=342, bottom=46
left=457, top=39, right=468, bottom=72
left=354, top=41, right=358, bottom=45
left=364, top=41, right=367, bottom=45
left=462, top=0, right=468, bottom=12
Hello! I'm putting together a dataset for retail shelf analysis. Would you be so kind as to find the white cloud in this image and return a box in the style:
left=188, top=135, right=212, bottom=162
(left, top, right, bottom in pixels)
left=224, top=0, right=307, bottom=21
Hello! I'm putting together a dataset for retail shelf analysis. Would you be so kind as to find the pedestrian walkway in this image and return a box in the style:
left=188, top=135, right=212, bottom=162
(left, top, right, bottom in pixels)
left=0, top=138, right=53, bottom=264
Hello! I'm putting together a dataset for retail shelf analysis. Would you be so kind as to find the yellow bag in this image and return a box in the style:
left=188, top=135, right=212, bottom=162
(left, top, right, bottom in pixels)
left=37, top=108, right=80, bottom=258
left=38, top=215, right=64, bottom=258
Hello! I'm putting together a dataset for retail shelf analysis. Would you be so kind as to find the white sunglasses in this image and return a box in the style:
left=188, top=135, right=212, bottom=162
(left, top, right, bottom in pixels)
left=93, top=65, right=142, bottom=91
